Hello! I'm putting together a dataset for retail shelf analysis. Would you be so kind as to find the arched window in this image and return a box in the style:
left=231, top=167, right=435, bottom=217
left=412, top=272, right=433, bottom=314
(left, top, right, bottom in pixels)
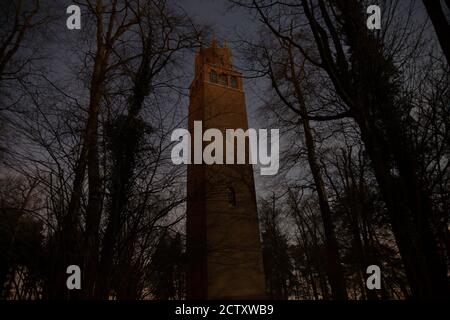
left=227, top=187, right=237, bottom=207
left=230, top=76, right=238, bottom=88
left=218, top=73, right=227, bottom=85
left=209, top=69, right=217, bottom=83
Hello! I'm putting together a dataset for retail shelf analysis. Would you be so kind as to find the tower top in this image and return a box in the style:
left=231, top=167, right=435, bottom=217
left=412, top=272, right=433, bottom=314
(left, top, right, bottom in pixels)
left=195, top=39, right=234, bottom=74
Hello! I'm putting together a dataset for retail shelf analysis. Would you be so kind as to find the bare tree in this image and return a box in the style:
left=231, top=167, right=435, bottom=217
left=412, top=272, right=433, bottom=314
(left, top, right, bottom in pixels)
left=231, top=0, right=449, bottom=298
left=422, top=0, right=450, bottom=65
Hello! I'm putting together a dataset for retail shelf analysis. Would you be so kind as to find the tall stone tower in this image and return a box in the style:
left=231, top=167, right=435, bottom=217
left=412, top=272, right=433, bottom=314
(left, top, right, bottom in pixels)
left=186, top=40, right=266, bottom=299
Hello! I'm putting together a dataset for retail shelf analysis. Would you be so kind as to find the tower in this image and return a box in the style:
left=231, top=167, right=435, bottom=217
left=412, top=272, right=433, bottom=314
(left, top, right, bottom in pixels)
left=186, top=40, right=266, bottom=299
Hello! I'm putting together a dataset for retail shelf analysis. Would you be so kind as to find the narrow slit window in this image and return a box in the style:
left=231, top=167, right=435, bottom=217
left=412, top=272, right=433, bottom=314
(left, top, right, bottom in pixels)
left=218, top=73, right=227, bottom=85
left=230, top=76, right=238, bottom=88
left=227, top=187, right=237, bottom=207
left=209, top=70, right=217, bottom=83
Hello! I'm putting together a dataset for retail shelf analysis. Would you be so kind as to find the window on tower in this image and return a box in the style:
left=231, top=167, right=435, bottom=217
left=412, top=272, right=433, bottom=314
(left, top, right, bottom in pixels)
left=218, top=73, right=227, bottom=85
left=209, top=69, right=217, bottom=83
left=227, top=187, right=237, bottom=207
left=230, top=76, right=238, bottom=89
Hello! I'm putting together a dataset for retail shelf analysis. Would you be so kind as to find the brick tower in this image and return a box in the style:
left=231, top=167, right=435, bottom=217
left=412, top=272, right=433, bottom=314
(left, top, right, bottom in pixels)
left=186, top=40, right=266, bottom=299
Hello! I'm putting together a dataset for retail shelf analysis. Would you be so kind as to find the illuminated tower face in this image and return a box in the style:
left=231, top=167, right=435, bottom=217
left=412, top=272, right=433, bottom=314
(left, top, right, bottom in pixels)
left=186, top=41, right=266, bottom=299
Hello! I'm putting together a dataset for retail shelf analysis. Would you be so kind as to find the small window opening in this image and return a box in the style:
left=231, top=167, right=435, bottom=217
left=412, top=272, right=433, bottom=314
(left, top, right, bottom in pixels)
left=230, top=76, right=238, bottom=88
left=209, top=70, right=217, bottom=83
left=227, top=187, right=237, bottom=207
left=218, top=73, right=227, bottom=85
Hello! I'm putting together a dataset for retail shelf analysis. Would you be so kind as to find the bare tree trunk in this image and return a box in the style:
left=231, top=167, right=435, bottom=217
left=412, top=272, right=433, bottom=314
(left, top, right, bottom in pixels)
left=94, top=1, right=200, bottom=297
left=340, top=150, right=378, bottom=300
left=58, top=1, right=114, bottom=299
left=422, top=0, right=450, bottom=65
left=82, top=36, right=107, bottom=298
left=297, top=227, right=319, bottom=299
left=286, top=45, right=347, bottom=300
left=331, top=0, right=449, bottom=298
